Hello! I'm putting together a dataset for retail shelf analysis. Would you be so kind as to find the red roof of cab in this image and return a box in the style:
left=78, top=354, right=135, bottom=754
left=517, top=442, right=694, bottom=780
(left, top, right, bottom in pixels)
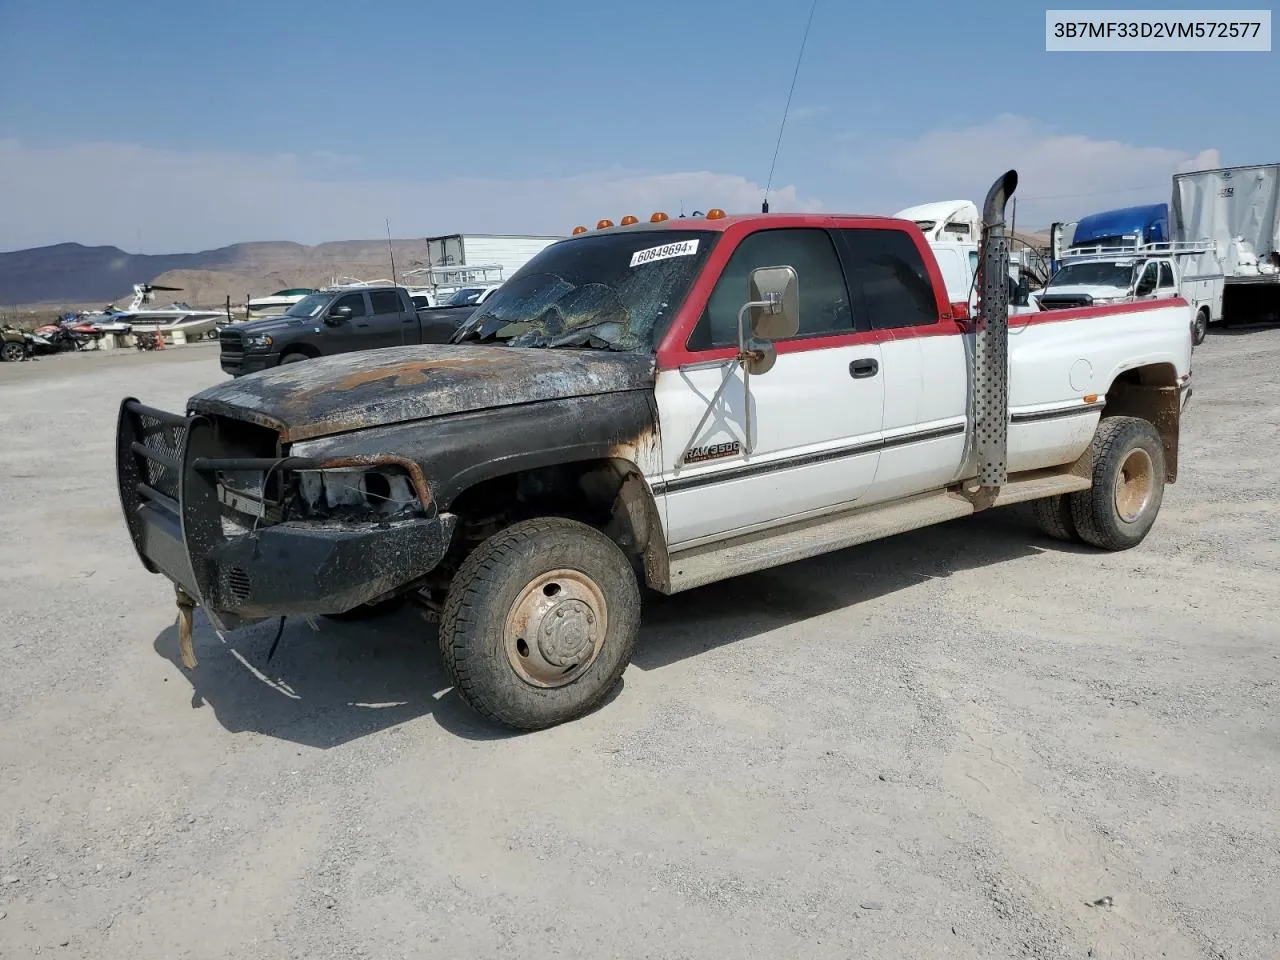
left=579, top=213, right=914, bottom=234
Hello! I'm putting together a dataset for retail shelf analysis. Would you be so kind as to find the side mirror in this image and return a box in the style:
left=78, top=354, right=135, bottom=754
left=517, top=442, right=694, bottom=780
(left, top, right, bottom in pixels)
left=746, top=265, right=800, bottom=341
left=325, top=305, right=353, bottom=325
left=1135, top=276, right=1156, bottom=297
left=1014, top=275, right=1030, bottom=306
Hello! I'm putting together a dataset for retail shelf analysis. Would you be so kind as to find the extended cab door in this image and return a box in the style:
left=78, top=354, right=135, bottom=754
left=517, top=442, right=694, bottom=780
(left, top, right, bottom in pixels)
left=654, top=227, right=886, bottom=549
left=832, top=227, right=969, bottom=503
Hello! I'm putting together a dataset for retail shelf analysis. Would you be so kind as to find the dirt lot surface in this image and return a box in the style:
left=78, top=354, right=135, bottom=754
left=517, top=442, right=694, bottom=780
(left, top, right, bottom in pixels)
left=1, top=334, right=1278, bottom=960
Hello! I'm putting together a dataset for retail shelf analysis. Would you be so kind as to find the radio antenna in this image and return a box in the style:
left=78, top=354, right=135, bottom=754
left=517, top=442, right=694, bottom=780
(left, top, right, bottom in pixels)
left=387, top=219, right=405, bottom=347
left=762, top=0, right=818, bottom=214
left=385, top=219, right=399, bottom=287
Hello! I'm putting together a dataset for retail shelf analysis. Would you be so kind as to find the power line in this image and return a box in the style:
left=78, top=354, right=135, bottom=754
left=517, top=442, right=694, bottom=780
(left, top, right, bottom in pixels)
left=763, top=0, right=819, bottom=212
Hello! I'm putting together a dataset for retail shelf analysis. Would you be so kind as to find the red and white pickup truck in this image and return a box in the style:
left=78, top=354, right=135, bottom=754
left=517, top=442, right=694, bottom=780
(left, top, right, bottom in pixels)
left=116, top=171, right=1193, bottom=730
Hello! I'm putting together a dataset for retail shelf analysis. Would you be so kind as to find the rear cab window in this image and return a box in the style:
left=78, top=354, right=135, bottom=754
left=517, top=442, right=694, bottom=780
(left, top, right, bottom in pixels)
left=368, top=290, right=403, bottom=313
left=835, top=228, right=940, bottom=329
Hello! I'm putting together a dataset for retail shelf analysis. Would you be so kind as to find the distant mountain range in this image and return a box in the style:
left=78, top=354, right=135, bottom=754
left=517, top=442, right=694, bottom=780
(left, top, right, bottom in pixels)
left=2, top=231, right=1054, bottom=310
left=0, top=240, right=433, bottom=308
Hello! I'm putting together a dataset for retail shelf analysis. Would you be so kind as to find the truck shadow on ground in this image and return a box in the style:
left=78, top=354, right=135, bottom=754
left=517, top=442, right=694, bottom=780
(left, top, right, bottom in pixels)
left=152, top=504, right=1080, bottom=746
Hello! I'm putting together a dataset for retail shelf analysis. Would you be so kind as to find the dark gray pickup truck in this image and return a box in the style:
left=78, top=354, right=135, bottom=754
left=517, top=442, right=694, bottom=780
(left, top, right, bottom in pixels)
left=219, top=285, right=468, bottom=376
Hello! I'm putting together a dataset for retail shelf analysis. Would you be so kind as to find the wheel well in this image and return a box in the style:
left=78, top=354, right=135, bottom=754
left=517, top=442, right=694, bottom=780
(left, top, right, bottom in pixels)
left=280, top=343, right=320, bottom=359
left=443, top=458, right=669, bottom=591
left=1103, top=363, right=1180, bottom=481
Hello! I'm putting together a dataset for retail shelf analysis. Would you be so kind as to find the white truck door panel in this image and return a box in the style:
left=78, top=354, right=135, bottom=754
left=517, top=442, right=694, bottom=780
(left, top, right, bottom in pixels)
left=654, top=226, right=886, bottom=548
left=864, top=334, right=969, bottom=503
left=656, top=345, right=885, bottom=547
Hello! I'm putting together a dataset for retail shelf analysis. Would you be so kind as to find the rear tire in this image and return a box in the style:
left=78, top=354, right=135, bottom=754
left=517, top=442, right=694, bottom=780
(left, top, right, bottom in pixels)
left=1069, top=416, right=1166, bottom=551
left=439, top=517, right=640, bottom=731
left=1032, top=495, right=1078, bottom=543
left=1192, top=308, right=1209, bottom=346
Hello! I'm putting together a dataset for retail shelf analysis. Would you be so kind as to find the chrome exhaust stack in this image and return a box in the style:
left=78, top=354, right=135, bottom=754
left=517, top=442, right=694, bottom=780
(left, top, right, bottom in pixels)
left=970, top=169, right=1018, bottom=506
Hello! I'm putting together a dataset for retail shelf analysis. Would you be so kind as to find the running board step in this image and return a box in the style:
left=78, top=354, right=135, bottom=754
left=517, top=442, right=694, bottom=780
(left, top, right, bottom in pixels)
left=664, top=469, right=1092, bottom=593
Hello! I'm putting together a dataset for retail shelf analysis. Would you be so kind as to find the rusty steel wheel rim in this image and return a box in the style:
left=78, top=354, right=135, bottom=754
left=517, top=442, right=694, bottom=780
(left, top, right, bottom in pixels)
left=504, top=569, right=608, bottom=688
left=1114, top=447, right=1154, bottom=523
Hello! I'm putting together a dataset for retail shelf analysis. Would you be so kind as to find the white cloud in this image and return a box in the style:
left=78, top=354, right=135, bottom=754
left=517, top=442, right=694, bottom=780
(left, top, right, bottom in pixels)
left=0, top=139, right=819, bottom=252
left=837, top=114, right=1219, bottom=225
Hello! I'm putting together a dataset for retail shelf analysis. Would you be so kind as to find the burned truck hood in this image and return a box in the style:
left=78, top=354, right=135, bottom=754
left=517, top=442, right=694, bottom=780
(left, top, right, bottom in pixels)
left=189, top=344, right=656, bottom=442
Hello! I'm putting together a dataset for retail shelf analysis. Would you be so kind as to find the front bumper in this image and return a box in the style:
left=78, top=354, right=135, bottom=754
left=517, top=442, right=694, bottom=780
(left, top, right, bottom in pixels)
left=220, top=350, right=275, bottom=376
left=116, top=398, right=453, bottom=631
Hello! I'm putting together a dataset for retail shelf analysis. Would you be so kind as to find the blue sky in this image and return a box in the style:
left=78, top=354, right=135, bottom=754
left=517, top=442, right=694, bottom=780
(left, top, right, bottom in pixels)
left=1, top=0, right=1275, bottom=250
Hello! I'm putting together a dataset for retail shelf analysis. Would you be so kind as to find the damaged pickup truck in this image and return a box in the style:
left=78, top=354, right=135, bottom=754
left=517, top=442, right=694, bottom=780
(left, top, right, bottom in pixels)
left=116, top=170, right=1194, bottom=730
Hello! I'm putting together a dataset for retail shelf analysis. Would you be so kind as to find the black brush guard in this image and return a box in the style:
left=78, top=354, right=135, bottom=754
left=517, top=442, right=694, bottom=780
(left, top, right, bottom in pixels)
left=116, top=398, right=454, bottom=632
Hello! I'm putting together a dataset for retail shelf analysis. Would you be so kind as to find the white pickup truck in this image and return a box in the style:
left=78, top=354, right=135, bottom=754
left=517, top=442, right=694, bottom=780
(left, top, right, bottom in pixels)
left=1042, top=244, right=1221, bottom=345
left=116, top=171, right=1194, bottom=730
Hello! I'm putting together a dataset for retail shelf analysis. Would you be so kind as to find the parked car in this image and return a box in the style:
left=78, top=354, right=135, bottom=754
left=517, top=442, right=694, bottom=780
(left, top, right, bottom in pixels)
left=218, top=284, right=463, bottom=377
left=1, top=326, right=29, bottom=362
left=116, top=171, right=1193, bottom=731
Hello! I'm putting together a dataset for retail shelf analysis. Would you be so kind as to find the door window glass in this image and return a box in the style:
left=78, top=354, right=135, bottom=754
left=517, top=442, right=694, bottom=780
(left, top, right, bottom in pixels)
left=332, top=293, right=368, bottom=317
left=688, top=229, right=851, bottom=350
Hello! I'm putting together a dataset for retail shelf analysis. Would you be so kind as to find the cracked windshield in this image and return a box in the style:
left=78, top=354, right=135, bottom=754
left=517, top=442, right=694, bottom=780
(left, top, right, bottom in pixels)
left=453, top=230, right=717, bottom=351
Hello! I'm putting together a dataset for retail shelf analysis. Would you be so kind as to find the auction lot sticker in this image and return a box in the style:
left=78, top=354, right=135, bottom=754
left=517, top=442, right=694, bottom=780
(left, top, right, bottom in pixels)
left=630, top=239, right=700, bottom=267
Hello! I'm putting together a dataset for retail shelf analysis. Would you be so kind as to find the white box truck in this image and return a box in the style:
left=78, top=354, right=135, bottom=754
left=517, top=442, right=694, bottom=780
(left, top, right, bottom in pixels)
left=1171, top=163, right=1280, bottom=325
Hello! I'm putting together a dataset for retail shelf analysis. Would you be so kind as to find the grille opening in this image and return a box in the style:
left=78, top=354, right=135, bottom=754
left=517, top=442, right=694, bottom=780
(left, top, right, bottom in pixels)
left=226, top=566, right=252, bottom=602
left=363, top=470, right=392, bottom=506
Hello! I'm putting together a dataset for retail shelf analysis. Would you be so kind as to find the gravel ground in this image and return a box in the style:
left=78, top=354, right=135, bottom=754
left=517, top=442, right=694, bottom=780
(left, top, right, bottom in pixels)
left=1, top=332, right=1278, bottom=960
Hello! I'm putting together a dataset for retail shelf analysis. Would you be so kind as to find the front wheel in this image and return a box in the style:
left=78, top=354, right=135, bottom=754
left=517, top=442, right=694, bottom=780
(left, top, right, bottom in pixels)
left=1, top=340, right=25, bottom=362
left=279, top=351, right=310, bottom=365
left=1069, top=416, right=1166, bottom=551
left=1191, top=308, right=1209, bottom=346
left=439, top=518, right=640, bottom=731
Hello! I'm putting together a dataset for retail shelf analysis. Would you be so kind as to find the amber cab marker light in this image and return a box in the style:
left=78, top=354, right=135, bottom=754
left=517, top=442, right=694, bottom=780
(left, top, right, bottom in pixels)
left=620, top=215, right=639, bottom=226
left=650, top=211, right=669, bottom=222
left=1083, top=394, right=1099, bottom=404
left=706, top=208, right=726, bottom=220
left=596, top=219, right=614, bottom=230
left=572, top=225, right=588, bottom=235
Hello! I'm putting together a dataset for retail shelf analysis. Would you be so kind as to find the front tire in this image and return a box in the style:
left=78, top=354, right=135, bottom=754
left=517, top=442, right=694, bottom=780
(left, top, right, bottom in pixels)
left=439, top=518, right=640, bottom=731
left=1192, top=308, right=1209, bottom=346
left=1069, top=416, right=1166, bottom=551
left=279, top=351, right=310, bottom=365
left=1, top=341, right=25, bottom=362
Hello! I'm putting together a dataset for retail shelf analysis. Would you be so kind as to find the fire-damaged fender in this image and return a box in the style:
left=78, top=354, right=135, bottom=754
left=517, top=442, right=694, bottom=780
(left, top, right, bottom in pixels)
left=287, top=391, right=669, bottom=578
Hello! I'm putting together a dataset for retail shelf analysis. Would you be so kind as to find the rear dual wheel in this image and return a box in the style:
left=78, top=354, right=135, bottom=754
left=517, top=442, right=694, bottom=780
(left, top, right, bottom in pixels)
left=1033, top=416, right=1165, bottom=551
left=439, top=518, right=640, bottom=731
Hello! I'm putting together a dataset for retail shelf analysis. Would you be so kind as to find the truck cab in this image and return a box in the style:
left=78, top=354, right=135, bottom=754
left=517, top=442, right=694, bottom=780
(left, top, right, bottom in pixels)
left=1042, top=247, right=1217, bottom=344
left=1041, top=255, right=1179, bottom=309
left=219, top=284, right=452, bottom=376
left=117, top=172, right=1194, bottom=731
